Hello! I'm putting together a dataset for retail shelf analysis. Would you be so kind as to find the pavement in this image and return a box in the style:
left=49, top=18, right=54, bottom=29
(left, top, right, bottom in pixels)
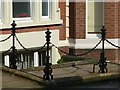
left=1, top=61, right=120, bottom=89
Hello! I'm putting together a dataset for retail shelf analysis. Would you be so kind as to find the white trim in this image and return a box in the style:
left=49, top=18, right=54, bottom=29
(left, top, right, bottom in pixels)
left=86, top=0, right=104, bottom=39
left=41, top=0, right=51, bottom=19
left=13, top=17, right=33, bottom=22
left=0, top=20, right=63, bottom=29
left=1, top=0, right=62, bottom=29
left=34, top=52, right=39, bottom=67
left=59, top=39, right=69, bottom=47
left=5, top=55, right=9, bottom=67
left=12, top=0, right=33, bottom=21
left=69, top=38, right=120, bottom=49
left=86, top=33, right=101, bottom=39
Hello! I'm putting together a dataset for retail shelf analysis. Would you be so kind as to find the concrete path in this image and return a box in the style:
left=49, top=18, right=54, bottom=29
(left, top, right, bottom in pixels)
left=28, top=62, right=119, bottom=79
left=2, top=70, right=43, bottom=88
left=1, top=62, right=120, bottom=88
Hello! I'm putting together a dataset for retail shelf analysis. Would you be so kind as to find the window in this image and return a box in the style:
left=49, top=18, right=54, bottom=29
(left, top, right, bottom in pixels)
left=87, top=1, right=104, bottom=33
left=42, top=0, right=51, bottom=18
left=0, top=0, right=61, bottom=28
left=12, top=0, right=32, bottom=19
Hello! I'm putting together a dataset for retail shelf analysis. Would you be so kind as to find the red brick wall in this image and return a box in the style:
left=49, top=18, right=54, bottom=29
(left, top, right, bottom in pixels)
left=58, top=46, right=69, bottom=56
left=0, top=25, right=61, bottom=34
left=119, top=2, right=120, bottom=38
left=58, top=47, right=120, bottom=64
left=69, top=2, right=76, bottom=39
left=59, top=1, right=66, bottom=40
left=104, top=2, right=120, bottom=38
left=76, top=2, right=86, bottom=39
left=69, top=2, right=86, bottom=39
left=74, top=49, right=120, bottom=64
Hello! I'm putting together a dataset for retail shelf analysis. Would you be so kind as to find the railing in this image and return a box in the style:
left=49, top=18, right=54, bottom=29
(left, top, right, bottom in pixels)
left=0, top=21, right=120, bottom=80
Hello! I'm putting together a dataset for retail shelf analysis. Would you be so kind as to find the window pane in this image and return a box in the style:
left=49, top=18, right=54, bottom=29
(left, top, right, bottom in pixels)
left=13, top=0, right=31, bottom=18
left=42, top=0, right=49, bottom=16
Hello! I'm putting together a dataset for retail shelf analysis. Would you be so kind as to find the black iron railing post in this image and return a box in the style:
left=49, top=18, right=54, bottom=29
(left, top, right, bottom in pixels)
left=11, top=21, right=17, bottom=69
left=99, top=26, right=107, bottom=73
left=43, top=28, right=53, bottom=80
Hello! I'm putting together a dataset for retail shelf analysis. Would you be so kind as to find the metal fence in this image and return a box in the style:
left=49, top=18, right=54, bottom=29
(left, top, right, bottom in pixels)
left=0, top=21, right=120, bottom=80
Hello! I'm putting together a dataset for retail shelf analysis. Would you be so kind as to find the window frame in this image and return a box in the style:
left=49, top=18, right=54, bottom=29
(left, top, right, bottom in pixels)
left=42, top=0, right=51, bottom=19
left=86, top=0, right=104, bottom=38
left=12, top=0, right=33, bottom=22
left=1, top=0, right=62, bottom=28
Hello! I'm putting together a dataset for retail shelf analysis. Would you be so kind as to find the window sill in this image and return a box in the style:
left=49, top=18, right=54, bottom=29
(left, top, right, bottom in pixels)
left=88, top=32, right=101, bottom=34
left=13, top=17, right=33, bottom=23
left=86, top=33, right=101, bottom=39
left=0, top=20, right=63, bottom=29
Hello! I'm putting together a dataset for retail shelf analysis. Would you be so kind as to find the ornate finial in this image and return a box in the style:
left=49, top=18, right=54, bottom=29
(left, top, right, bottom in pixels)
left=11, top=21, right=17, bottom=27
left=101, top=25, right=106, bottom=32
left=47, top=28, right=49, bottom=31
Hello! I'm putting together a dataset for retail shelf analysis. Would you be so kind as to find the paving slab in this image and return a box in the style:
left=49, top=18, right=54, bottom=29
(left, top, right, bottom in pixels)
left=27, top=63, right=119, bottom=78
left=1, top=62, right=120, bottom=88
left=2, top=71, right=44, bottom=88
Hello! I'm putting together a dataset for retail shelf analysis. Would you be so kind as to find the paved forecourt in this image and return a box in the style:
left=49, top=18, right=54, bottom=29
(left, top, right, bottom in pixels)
left=2, top=61, right=120, bottom=88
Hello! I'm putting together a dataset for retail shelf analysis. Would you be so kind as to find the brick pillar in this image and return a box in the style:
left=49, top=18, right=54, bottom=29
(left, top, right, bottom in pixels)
left=69, top=2, right=86, bottom=39
left=104, top=2, right=119, bottom=38
left=119, top=2, right=120, bottom=38
left=69, top=2, right=76, bottom=55
left=69, top=2, right=86, bottom=55
left=59, top=2, right=66, bottom=40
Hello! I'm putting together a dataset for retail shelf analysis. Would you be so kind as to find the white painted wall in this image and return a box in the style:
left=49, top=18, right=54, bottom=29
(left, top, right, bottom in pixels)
left=69, top=38, right=119, bottom=49
left=0, top=29, right=70, bottom=64
left=0, top=30, right=59, bottom=51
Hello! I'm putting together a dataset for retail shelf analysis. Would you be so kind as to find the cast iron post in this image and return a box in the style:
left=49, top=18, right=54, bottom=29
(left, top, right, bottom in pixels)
left=43, top=28, right=53, bottom=80
left=99, top=26, right=107, bottom=73
left=11, top=21, right=17, bottom=69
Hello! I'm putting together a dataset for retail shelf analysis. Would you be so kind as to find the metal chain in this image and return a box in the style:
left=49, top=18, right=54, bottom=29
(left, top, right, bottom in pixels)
left=50, top=39, right=102, bottom=57
left=50, top=42, right=70, bottom=55
left=2, top=47, right=12, bottom=55
left=35, top=43, right=47, bottom=52
left=75, top=39, right=102, bottom=56
left=0, top=34, right=12, bottom=42
left=15, top=35, right=47, bottom=53
left=106, top=39, right=120, bottom=49
left=15, top=35, right=33, bottom=53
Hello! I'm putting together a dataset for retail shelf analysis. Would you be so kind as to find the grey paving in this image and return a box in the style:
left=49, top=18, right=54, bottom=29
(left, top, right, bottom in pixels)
left=2, top=71, right=43, bottom=88
left=28, top=63, right=119, bottom=79
left=1, top=62, right=120, bottom=89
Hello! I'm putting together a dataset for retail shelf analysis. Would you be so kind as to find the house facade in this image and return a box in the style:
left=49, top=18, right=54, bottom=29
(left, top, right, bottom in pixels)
left=0, top=0, right=69, bottom=68
left=0, top=0, right=119, bottom=69
left=69, top=0, right=120, bottom=64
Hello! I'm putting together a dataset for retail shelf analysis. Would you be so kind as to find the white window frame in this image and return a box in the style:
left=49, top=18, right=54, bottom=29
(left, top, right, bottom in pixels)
left=42, top=0, right=51, bottom=19
left=12, top=0, right=33, bottom=22
left=86, top=0, right=104, bottom=38
left=1, top=0, right=62, bottom=28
